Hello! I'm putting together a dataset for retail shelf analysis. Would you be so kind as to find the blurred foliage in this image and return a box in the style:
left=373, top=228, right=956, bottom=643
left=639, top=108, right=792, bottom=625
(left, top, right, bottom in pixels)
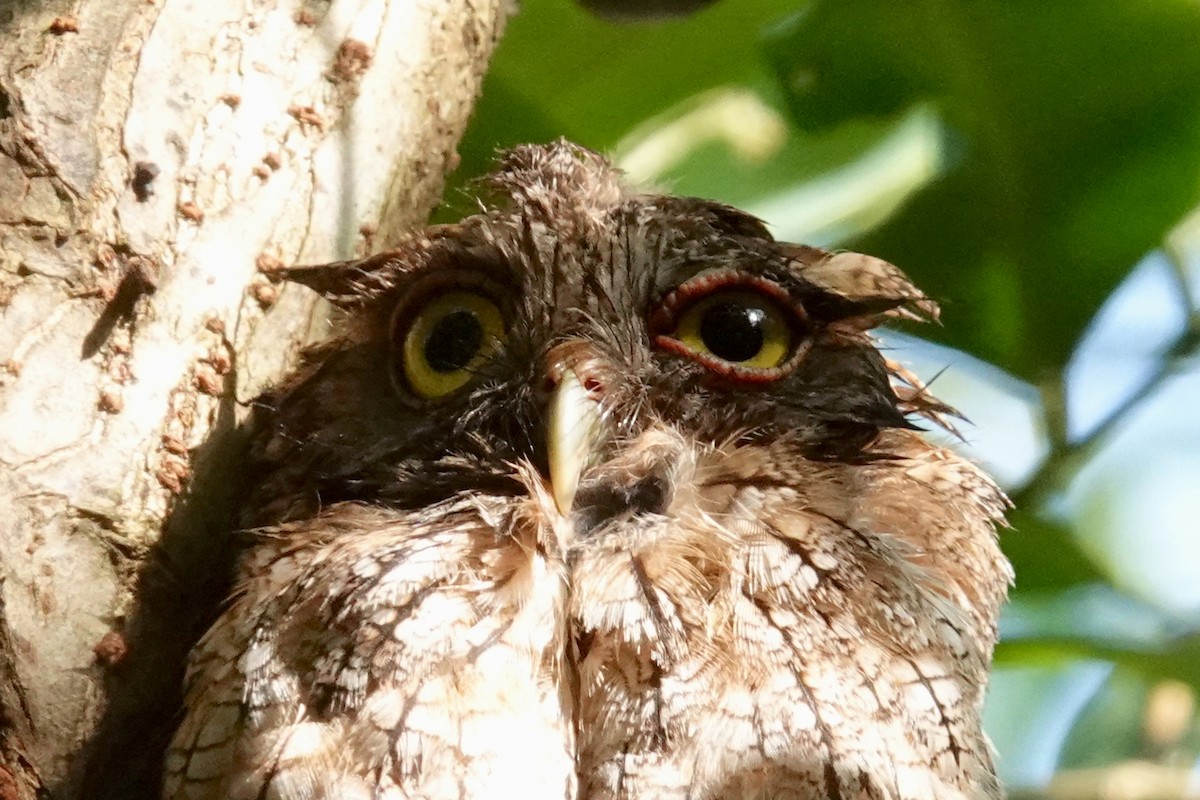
left=998, top=509, right=1105, bottom=593
left=447, top=0, right=1200, bottom=793
left=766, top=2, right=1200, bottom=378
left=446, top=0, right=805, bottom=205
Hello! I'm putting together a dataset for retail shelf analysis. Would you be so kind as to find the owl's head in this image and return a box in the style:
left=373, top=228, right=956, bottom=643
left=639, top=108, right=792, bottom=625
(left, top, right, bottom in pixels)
left=250, top=141, right=946, bottom=531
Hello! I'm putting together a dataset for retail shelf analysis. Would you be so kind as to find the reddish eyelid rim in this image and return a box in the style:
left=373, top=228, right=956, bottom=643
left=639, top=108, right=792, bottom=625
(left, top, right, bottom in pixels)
left=649, top=270, right=810, bottom=331
left=649, top=270, right=813, bottom=382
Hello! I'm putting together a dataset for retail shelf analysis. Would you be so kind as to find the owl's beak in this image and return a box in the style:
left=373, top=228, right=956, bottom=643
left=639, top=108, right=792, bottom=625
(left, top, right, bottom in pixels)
left=547, top=367, right=603, bottom=515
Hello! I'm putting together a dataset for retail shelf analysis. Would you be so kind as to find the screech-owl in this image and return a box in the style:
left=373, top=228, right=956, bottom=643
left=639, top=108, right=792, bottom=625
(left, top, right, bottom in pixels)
left=163, top=141, right=1011, bottom=800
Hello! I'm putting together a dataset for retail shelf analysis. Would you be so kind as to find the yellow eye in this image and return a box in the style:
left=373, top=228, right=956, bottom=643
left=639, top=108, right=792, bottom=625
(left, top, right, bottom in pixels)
left=671, top=290, right=792, bottom=370
left=398, top=291, right=506, bottom=400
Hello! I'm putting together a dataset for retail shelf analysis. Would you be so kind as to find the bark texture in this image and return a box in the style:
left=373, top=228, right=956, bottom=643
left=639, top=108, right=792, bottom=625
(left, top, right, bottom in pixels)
left=0, top=1, right=510, bottom=797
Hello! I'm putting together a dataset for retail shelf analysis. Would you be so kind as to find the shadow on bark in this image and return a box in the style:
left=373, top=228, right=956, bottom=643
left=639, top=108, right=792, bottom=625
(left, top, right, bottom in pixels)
left=73, top=373, right=252, bottom=800
left=0, top=1, right=66, bottom=28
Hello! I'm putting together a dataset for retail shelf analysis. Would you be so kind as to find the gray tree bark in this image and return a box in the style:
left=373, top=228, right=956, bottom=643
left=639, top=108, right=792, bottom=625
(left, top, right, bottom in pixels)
left=0, top=1, right=510, bottom=797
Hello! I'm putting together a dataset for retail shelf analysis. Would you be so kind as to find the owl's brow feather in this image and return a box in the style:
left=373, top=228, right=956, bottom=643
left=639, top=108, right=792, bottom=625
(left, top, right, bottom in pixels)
left=511, top=212, right=561, bottom=331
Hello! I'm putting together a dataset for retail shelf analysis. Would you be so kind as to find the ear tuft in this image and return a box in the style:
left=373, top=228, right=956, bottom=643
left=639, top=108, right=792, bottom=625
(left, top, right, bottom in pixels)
left=280, top=250, right=403, bottom=307
left=785, top=245, right=940, bottom=325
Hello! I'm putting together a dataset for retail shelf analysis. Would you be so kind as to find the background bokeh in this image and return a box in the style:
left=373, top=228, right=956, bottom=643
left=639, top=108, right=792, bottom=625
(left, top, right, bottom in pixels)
left=441, top=2, right=1200, bottom=796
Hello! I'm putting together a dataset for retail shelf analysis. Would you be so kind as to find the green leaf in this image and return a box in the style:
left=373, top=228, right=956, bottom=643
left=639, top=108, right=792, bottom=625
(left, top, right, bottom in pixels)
left=1056, top=670, right=1147, bottom=769
left=440, top=0, right=832, bottom=221
left=470, top=1, right=798, bottom=145
left=996, top=633, right=1200, bottom=690
left=1003, top=508, right=1107, bottom=594
left=765, top=1, right=1200, bottom=379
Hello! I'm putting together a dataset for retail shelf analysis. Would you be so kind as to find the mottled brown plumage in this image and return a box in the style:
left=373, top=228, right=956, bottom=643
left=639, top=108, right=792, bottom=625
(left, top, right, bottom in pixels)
left=163, top=141, right=1010, bottom=800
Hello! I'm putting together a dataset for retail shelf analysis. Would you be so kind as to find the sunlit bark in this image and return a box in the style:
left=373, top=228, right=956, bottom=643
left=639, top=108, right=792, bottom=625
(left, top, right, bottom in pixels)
left=0, top=1, right=509, bottom=797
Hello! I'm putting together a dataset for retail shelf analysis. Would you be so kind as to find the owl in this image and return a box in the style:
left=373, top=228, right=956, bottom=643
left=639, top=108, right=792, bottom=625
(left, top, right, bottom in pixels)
left=162, top=141, right=1011, bottom=800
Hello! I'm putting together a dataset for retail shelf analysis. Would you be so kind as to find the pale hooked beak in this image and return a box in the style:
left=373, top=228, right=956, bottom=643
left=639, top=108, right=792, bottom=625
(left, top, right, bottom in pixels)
left=547, top=368, right=603, bottom=515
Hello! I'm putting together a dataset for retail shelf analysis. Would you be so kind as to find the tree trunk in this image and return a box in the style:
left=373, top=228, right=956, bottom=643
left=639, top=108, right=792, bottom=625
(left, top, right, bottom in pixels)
left=0, top=1, right=510, bottom=797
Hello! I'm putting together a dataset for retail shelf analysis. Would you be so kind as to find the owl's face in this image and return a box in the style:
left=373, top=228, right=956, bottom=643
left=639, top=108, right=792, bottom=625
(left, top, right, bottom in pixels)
left=253, top=142, right=932, bottom=531
left=170, top=142, right=1009, bottom=800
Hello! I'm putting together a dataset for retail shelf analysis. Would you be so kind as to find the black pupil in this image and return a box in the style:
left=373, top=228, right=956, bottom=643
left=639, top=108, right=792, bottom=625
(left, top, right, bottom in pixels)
left=424, top=309, right=484, bottom=373
left=699, top=302, right=766, bottom=362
